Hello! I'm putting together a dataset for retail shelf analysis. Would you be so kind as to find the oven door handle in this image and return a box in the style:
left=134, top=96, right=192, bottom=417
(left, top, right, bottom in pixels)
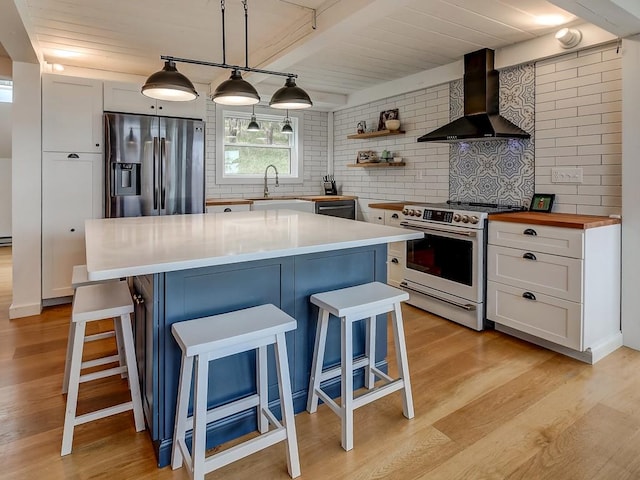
left=400, top=221, right=477, bottom=238
left=400, top=282, right=477, bottom=311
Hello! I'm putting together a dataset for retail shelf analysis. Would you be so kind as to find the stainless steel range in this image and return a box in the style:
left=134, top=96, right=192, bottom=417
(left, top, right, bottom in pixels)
left=398, top=201, right=524, bottom=331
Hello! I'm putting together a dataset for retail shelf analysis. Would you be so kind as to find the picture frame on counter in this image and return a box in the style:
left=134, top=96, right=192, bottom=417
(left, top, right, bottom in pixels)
left=377, top=109, right=399, bottom=131
left=529, top=193, right=555, bottom=212
left=357, top=150, right=379, bottom=163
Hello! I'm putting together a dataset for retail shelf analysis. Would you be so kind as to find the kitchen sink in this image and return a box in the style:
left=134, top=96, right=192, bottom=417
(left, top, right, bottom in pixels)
left=250, top=199, right=315, bottom=213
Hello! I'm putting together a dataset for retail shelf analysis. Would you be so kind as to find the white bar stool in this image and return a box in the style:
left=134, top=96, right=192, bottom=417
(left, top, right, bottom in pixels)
left=62, top=265, right=125, bottom=394
left=171, top=304, right=300, bottom=480
left=61, top=280, right=145, bottom=456
left=307, top=281, right=414, bottom=451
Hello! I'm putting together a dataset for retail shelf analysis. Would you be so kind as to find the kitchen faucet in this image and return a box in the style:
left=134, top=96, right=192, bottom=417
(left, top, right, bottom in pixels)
left=263, top=164, right=279, bottom=198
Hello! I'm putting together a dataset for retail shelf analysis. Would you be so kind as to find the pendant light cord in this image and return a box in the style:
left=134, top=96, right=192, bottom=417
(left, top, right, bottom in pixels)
left=243, top=0, right=249, bottom=68
left=221, top=0, right=226, bottom=64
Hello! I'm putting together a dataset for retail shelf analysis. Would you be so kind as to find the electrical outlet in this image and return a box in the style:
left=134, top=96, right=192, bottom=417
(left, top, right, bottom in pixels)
left=551, top=167, right=583, bottom=183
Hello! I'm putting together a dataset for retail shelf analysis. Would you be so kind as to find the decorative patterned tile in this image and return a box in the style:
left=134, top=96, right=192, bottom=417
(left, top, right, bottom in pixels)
left=449, top=63, right=535, bottom=206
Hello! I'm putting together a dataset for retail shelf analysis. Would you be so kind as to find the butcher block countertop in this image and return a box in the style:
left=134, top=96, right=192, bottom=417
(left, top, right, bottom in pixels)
left=206, top=195, right=357, bottom=206
left=368, top=202, right=404, bottom=211
left=488, top=211, right=621, bottom=229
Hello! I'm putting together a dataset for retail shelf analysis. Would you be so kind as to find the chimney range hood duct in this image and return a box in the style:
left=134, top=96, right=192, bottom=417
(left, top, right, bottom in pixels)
left=417, top=48, right=530, bottom=143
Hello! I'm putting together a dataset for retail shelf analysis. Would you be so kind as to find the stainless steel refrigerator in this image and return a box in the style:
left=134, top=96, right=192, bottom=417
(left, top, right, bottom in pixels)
left=104, top=112, right=205, bottom=218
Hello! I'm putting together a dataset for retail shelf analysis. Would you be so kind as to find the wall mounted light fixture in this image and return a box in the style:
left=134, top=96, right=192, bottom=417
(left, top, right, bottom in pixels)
left=555, top=27, right=582, bottom=49
left=142, top=0, right=312, bottom=109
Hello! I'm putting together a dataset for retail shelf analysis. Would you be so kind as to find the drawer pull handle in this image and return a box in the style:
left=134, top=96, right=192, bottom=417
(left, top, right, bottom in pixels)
left=523, top=228, right=537, bottom=236
left=391, top=258, right=399, bottom=264
left=522, top=292, right=536, bottom=301
left=224, top=208, right=232, bottom=212
left=67, top=153, right=79, bottom=159
left=523, top=252, right=537, bottom=261
left=391, top=213, right=399, bottom=219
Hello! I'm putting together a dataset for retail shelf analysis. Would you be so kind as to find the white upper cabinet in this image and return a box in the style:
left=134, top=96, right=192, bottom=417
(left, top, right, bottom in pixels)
left=103, top=80, right=206, bottom=119
left=42, top=74, right=103, bottom=153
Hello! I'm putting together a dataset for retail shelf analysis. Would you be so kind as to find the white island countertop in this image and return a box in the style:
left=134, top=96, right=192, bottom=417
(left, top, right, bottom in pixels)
left=85, top=210, right=422, bottom=281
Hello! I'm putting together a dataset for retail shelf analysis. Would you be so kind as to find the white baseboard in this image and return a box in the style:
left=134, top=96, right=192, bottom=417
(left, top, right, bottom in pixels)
left=9, top=301, right=42, bottom=319
left=495, top=324, right=623, bottom=364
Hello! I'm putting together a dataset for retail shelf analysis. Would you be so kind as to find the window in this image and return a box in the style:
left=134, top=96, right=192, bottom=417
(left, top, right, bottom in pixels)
left=216, top=107, right=303, bottom=184
left=0, top=81, right=12, bottom=103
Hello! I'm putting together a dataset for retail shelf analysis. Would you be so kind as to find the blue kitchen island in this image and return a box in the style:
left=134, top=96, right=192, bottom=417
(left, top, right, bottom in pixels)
left=84, top=210, right=421, bottom=467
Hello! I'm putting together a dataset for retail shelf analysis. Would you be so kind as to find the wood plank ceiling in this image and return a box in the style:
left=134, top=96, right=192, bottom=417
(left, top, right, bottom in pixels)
left=16, top=0, right=581, bottom=95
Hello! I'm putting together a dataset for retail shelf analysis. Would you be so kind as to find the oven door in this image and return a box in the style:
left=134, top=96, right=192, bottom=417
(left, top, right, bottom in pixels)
left=401, top=221, right=483, bottom=303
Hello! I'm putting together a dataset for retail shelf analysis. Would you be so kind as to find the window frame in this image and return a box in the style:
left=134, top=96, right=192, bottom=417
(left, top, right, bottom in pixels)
left=215, top=106, right=304, bottom=185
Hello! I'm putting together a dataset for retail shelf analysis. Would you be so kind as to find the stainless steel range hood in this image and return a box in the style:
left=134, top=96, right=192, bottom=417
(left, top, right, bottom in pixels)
left=417, top=48, right=530, bottom=143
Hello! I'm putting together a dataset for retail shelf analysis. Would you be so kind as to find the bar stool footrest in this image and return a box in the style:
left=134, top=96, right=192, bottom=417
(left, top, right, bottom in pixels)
left=74, top=401, right=133, bottom=426
left=79, top=365, right=127, bottom=383
left=85, top=331, right=116, bottom=342
left=80, top=354, right=120, bottom=370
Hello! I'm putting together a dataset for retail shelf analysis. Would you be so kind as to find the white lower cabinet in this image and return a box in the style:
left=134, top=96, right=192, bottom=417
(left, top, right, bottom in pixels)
left=369, top=208, right=406, bottom=287
left=487, top=219, right=621, bottom=362
left=206, top=204, right=251, bottom=213
left=42, top=152, right=103, bottom=299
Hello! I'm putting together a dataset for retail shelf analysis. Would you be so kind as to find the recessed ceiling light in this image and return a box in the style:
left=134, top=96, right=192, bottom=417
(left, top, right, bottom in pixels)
left=535, top=14, right=567, bottom=26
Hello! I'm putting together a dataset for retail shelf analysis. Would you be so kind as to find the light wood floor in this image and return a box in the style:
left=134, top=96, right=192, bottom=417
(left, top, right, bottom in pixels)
left=2, top=245, right=640, bottom=479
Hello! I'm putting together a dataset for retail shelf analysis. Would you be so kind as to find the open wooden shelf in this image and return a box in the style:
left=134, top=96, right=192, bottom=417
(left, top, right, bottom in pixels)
left=347, top=162, right=406, bottom=168
left=347, top=130, right=405, bottom=139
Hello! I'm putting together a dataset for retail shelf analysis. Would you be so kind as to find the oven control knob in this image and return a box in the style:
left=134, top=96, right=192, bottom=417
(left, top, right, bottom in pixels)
left=453, top=213, right=461, bottom=222
left=407, top=209, right=415, bottom=216
left=469, top=216, right=479, bottom=224
left=413, top=210, right=422, bottom=217
left=461, top=215, right=469, bottom=223
left=402, top=208, right=409, bottom=215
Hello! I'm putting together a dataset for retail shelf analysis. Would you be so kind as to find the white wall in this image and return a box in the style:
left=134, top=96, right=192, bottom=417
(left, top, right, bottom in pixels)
left=10, top=62, right=41, bottom=318
left=0, top=158, right=10, bottom=238
left=535, top=43, right=622, bottom=216
left=0, top=102, right=11, bottom=157
left=333, top=85, right=450, bottom=203
left=205, top=102, right=329, bottom=199
left=622, top=35, right=640, bottom=349
left=0, top=102, right=11, bottom=238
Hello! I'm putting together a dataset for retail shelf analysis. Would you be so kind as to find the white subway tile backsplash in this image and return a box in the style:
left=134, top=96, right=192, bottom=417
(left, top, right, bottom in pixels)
left=556, top=114, right=602, bottom=128
left=534, top=43, right=621, bottom=216
left=536, top=107, right=577, bottom=121
left=555, top=73, right=602, bottom=91
left=556, top=135, right=601, bottom=147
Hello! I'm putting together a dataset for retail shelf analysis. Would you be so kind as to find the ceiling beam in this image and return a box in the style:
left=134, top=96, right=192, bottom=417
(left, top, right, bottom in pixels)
left=549, top=0, right=640, bottom=37
left=0, top=0, right=39, bottom=64
left=208, top=0, right=418, bottom=96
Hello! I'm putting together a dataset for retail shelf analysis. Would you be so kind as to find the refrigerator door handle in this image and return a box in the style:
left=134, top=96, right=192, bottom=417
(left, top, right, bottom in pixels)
left=153, top=137, right=159, bottom=210
left=160, top=137, right=166, bottom=211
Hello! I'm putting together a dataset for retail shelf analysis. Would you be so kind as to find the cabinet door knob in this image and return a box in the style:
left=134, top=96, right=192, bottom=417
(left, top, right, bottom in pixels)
left=158, top=105, right=163, bottom=110
left=95, top=143, right=100, bottom=147
left=523, top=228, right=537, bottom=236
left=522, top=252, right=537, bottom=261
left=522, top=292, right=536, bottom=301
left=151, top=105, right=155, bottom=109
left=70, top=228, right=75, bottom=232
